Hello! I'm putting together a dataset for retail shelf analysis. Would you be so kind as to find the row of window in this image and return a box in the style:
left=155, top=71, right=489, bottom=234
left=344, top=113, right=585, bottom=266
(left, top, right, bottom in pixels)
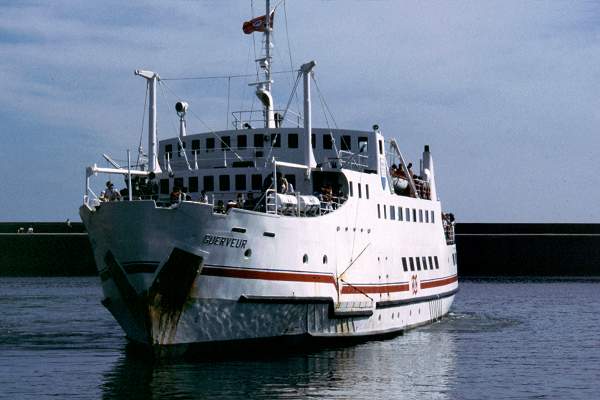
left=164, top=133, right=370, bottom=154
left=348, top=181, right=370, bottom=199
left=377, top=204, right=436, bottom=224
left=402, top=256, right=440, bottom=272
left=161, top=173, right=297, bottom=194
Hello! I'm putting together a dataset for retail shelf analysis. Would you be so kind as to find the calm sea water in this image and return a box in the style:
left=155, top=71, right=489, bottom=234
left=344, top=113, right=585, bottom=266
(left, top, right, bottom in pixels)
left=0, top=277, right=599, bottom=399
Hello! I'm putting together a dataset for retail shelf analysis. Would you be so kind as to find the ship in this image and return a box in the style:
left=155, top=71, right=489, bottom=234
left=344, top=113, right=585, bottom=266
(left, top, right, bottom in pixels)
left=80, top=1, right=458, bottom=356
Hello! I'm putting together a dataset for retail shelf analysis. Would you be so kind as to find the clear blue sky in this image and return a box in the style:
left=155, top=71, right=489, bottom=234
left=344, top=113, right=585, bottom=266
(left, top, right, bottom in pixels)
left=1, top=0, right=599, bottom=222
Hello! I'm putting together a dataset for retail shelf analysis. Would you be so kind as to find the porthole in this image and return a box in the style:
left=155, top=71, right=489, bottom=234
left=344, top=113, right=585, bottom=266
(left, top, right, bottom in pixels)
left=303, top=254, right=309, bottom=264
left=323, top=255, right=328, bottom=264
left=244, top=249, right=252, bottom=258
left=336, top=226, right=340, bottom=231
left=367, top=229, right=371, bottom=234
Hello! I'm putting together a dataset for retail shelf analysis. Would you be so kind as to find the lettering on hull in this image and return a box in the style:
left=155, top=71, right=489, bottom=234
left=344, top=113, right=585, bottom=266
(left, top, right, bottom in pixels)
left=203, top=234, right=247, bottom=249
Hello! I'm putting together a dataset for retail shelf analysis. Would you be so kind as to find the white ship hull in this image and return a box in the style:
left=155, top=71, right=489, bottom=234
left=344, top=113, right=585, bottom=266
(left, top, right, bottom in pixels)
left=80, top=170, right=457, bottom=355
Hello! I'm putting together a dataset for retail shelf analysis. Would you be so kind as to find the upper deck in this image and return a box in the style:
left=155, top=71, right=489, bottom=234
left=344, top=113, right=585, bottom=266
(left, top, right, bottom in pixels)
left=160, top=127, right=376, bottom=173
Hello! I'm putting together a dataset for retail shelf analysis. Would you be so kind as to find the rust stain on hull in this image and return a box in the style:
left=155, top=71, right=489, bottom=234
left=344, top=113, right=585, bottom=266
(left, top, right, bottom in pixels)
left=102, top=248, right=203, bottom=348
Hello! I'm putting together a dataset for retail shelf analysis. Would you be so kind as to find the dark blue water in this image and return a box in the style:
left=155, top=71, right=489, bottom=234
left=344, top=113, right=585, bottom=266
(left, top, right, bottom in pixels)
left=1, top=278, right=599, bottom=399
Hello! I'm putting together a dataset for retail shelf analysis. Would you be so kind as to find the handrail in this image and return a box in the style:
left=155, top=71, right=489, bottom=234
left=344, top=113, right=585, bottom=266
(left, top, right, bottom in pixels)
left=231, top=109, right=302, bottom=129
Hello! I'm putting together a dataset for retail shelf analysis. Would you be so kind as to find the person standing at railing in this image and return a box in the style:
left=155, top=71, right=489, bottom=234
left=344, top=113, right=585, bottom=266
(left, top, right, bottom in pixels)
left=200, top=190, right=208, bottom=203
left=276, top=172, right=288, bottom=194
left=170, top=186, right=182, bottom=204
left=105, top=181, right=121, bottom=201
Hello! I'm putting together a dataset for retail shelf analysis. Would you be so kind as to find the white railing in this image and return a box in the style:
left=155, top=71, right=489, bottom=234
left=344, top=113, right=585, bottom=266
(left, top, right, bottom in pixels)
left=231, top=109, right=302, bottom=130
left=332, top=150, right=369, bottom=171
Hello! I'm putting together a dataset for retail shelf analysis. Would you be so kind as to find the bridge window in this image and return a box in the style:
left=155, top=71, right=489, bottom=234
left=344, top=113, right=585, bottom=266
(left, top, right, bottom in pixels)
left=253, top=134, right=264, bottom=148
left=237, top=135, right=247, bottom=149
left=409, top=257, right=415, bottom=271
left=174, top=177, right=184, bottom=189
left=390, top=205, right=395, bottom=220
left=235, top=175, right=246, bottom=191
left=251, top=174, right=262, bottom=191
left=219, top=175, right=230, bottom=191
left=160, top=179, right=169, bottom=195
left=203, top=176, right=214, bottom=192
left=422, top=257, right=428, bottom=270
left=416, top=257, right=421, bottom=271
left=192, top=139, right=200, bottom=151
left=383, top=205, right=387, bottom=219
left=365, top=184, right=369, bottom=199
left=398, top=207, right=403, bottom=221
left=341, top=135, right=351, bottom=151
left=378, top=140, right=383, bottom=155
left=428, top=256, right=434, bottom=269
left=431, top=211, right=435, bottom=224
left=419, top=209, right=423, bottom=223
left=311, top=133, right=316, bottom=148
left=349, top=181, right=354, bottom=197
left=402, top=257, right=408, bottom=272
left=358, top=183, right=362, bottom=198
left=425, top=210, right=429, bottom=223
left=323, top=134, right=333, bottom=150
left=434, top=256, right=439, bottom=269
left=377, top=204, right=381, bottom=218
left=288, top=133, right=298, bottom=149
left=413, top=209, right=417, bottom=222
left=188, top=177, right=198, bottom=193
left=221, top=136, right=231, bottom=151
left=358, top=137, right=368, bottom=153
left=206, top=137, right=215, bottom=151
left=405, top=208, right=411, bottom=222
left=271, top=133, right=281, bottom=147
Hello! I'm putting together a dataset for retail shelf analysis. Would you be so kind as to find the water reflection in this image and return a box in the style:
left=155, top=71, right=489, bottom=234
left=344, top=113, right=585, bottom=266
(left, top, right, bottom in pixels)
left=102, top=323, right=457, bottom=400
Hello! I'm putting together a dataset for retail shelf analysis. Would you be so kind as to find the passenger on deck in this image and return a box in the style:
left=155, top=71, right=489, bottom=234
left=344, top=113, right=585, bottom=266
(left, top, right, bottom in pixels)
left=215, top=200, right=225, bottom=213
left=236, top=193, right=245, bottom=208
left=407, top=163, right=416, bottom=179
left=105, top=181, right=122, bottom=201
left=335, top=185, right=346, bottom=203
left=244, top=192, right=256, bottom=210
left=170, top=186, right=182, bottom=204
left=199, top=190, right=208, bottom=203
left=397, top=164, right=407, bottom=179
left=320, top=184, right=334, bottom=212
left=276, top=173, right=288, bottom=194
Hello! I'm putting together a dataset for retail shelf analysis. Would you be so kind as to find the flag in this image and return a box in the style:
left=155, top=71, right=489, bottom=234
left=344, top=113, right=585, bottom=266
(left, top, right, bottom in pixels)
left=242, top=11, right=274, bottom=34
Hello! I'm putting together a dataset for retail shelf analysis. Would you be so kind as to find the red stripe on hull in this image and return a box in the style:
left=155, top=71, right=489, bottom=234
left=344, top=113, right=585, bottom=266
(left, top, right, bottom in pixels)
left=202, top=266, right=337, bottom=285
left=341, top=283, right=409, bottom=294
left=420, top=275, right=458, bottom=289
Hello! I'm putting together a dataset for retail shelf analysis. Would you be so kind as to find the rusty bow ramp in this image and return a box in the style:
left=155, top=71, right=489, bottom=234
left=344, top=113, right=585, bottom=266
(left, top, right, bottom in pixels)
left=101, top=247, right=204, bottom=351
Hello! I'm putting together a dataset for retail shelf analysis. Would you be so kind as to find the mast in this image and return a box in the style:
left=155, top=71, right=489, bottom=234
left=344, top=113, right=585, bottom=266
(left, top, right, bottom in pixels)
left=301, top=61, right=317, bottom=168
left=265, top=0, right=272, bottom=95
left=135, top=69, right=162, bottom=174
left=252, top=0, right=275, bottom=128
